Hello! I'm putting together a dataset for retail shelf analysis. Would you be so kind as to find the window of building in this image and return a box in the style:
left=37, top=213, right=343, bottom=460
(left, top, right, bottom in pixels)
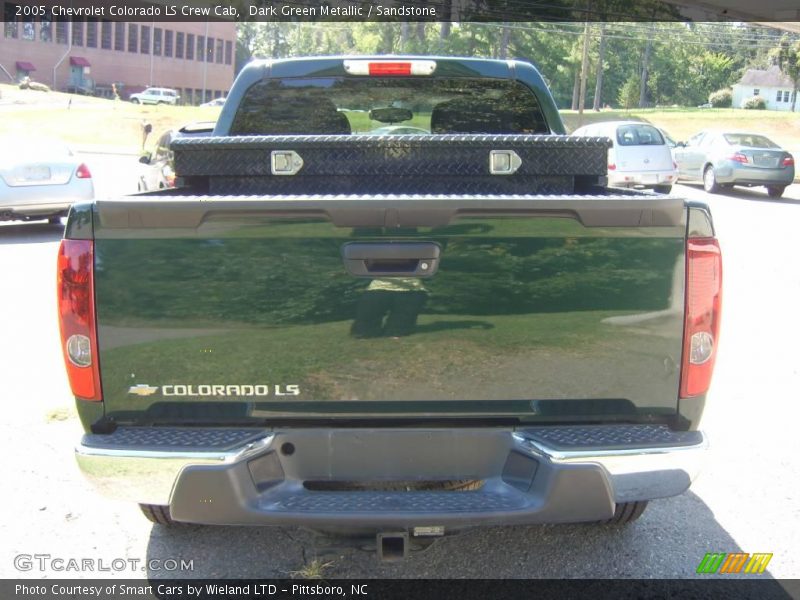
left=176, top=31, right=184, bottom=58
left=3, top=3, right=18, bottom=39
left=154, top=27, right=162, bottom=56
left=186, top=33, right=195, bottom=60
left=72, top=18, right=84, bottom=46
left=197, top=36, right=205, bottom=62
left=128, top=24, right=138, bottom=53
left=164, top=30, right=173, bottom=57
left=101, top=20, right=111, bottom=49
left=205, top=90, right=212, bottom=103
left=225, top=40, right=233, bottom=65
left=21, top=14, right=34, bottom=40
left=195, top=89, right=203, bottom=105
left=86, top=19, right=97, bottom=48
left=140, top=25, right=150, bottom=54
left=753, top=88, right=760, bottom=96
left=777, top=90, right=783, bottom=102
left=207, top=36, right=215, bottom=62
left=183, top=88, right=192, bottom=105
left=40, top=15, right=52, bottom=42
left=114, top=22, right=125, bottom=51
left=216, top=39, right=224, bottom=64
left=784, top=91, right=791, bottom=102
left=56, top=18, right=67, bottom=44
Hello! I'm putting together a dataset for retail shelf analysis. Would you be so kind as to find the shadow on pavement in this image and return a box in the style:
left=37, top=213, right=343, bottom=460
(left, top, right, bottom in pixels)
left=144, top=491, right=788, bottom=587
left=0, top=221, right=64, bottom=245
left=682, top=182, right=800, bottom=206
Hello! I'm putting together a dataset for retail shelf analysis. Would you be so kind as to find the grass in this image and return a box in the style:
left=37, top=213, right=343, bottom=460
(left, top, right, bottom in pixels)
left=0, top=83, right=220, bottom=154
left=287, top=559, right=335, bottom=580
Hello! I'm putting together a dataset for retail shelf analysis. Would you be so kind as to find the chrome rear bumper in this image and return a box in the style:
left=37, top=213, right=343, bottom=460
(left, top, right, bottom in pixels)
left=76, top=425, right=707, bottom=526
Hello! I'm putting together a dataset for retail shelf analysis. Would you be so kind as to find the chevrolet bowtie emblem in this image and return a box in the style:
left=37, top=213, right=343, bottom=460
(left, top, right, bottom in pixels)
left=128, top=384, right=159, bottom=396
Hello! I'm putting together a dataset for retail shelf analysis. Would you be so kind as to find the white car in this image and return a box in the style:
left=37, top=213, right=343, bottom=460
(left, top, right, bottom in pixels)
left=200, top=97, right=226, bottom=107
left=572, top=121, right=677, bottom=193
left=0, top=137, right=94, bottom=223
left=129, top=87, right=180, bottom=105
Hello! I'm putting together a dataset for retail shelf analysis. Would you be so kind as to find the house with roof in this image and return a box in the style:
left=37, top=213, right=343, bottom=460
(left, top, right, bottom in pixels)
left=732, top=65, right=796, bottom=111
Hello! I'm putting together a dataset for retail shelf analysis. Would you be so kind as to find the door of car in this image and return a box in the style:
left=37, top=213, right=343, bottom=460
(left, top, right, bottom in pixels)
left=674, top=132, right=707, bottom=179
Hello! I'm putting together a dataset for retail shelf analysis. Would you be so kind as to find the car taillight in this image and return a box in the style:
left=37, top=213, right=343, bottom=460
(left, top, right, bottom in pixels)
left=75, top=163, right=92, bottom=179
left=608, top=163, right=616, bottom=171
left=57, top=239, right=101, bottom=401
left=782, top=155, right=794, bottom=167
left=343, top=59, right=437, bottom=76
left=680, top=237, right=722, bottom=398
left=727, top=153, right=748, bottom=164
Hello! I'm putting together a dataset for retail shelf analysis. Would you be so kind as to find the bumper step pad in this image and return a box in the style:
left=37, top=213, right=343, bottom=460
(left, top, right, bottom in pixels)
left=521, top=424, right=702, bottom=451
left=81, top=427, right=267, bottom=452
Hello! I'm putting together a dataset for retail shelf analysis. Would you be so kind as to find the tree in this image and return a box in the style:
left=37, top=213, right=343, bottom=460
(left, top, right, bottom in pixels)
left=773, top=36, right=800, bottom=112
left=619, top=75, right=640, bottom=110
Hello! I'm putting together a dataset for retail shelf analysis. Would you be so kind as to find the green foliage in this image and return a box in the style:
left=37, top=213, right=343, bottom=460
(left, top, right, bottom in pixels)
left=709, top=88, right=732, bottom=107
left=618, top=76, right=641, bottom=110
left=742, top=95, right=767, bottom=110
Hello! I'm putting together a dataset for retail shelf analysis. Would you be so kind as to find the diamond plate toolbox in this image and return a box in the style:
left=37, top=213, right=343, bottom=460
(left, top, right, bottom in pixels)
left=172, top=134, right=612, bottom=195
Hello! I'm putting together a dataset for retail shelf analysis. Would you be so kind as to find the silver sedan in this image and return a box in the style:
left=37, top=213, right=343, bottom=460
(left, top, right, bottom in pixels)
left=673, top=131, right=795, bottom=198
left=0, top=137, right=95, bottom=223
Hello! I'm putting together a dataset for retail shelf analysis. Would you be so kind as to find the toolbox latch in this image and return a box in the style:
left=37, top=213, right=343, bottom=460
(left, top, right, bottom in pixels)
left=271, top=150, right=304, bottom=176
left=489, top=150, right=522, bottom=175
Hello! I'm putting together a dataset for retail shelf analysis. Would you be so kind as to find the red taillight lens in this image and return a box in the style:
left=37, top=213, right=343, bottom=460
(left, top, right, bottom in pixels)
left=368, top=62, right=412, bottom=76
left=782, top=155, right=794, bottom=167
left=608, top=163, right=616, bottom=171
left=727, top=153, right=748, bottom=164
left=57, top=239, right=101, bottom=401
left=680, top=238, right=722, bottom=398
left=75, top=163, right=92, bottom=179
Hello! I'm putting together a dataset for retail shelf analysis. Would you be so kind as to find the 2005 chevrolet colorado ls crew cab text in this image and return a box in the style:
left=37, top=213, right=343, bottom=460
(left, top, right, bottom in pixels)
left=59, top=56, right=721, bottom=555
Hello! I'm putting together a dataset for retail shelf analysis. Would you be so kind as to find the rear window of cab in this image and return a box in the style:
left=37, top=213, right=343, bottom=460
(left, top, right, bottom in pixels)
left=230, top=77, right=549, bottom=136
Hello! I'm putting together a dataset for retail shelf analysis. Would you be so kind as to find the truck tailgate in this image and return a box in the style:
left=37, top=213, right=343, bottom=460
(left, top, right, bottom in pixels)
left=90, top=194, right=687, bottom=424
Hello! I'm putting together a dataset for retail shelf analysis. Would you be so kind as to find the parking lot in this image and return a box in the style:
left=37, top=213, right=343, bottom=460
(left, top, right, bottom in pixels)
left=1, top=156, right=799, bottom=581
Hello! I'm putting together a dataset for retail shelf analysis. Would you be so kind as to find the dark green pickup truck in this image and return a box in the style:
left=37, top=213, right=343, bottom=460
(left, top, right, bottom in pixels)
left=59, top=56, right=721, bottom=556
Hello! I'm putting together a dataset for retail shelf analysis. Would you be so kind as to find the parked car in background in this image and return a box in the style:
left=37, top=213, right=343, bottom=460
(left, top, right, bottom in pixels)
left=0, top=136, right=94, bottom=223
left=673, top=131, right=795, bottom=198
left=200, top=97, right=226, bottom=107
left=572, top=121, right=677, bottom=193
left=129, top=87, right=180, bottom=105
left=138, top=122, right=215, bottom=192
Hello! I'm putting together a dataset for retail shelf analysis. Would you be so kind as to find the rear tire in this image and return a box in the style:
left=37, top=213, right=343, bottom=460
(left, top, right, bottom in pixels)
left=603, top=501, right=648, bottom=525
left=131, top=98, right=140, bottom=104
left=767, top=186, right=785, bottom=199
left=653, top=185, right=672, bottom=194
left=139, top=504, right=175, bottom=525
left=703, top=166, right=720, bottom=194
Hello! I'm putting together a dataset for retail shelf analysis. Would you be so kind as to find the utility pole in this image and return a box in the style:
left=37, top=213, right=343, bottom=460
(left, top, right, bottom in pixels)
left=593, top=23, right=606, bottom=111
left=577, top=21, right=591, bottom=125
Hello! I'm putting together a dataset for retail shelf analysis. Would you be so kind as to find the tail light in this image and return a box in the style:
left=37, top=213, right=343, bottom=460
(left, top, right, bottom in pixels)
left=75, top=163, right=92, bottom=179
left=57, top=239, right=102, bottom=401
left=343, top=59, right=437, bottom=76
left=608, top=163, right=616, bottom=171
left=782, top=155, right=794, bottom=167
left=680, top=238, right=722, bottom=398
left=727, top=153, right=748, bottom=164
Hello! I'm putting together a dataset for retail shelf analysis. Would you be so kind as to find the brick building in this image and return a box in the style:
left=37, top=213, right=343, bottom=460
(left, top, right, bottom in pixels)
left=1, top=4, right=236, bottom=105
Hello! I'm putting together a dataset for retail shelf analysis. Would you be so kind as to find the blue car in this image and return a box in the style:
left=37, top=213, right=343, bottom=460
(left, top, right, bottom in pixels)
left=673, top=131, right=795, bottom=198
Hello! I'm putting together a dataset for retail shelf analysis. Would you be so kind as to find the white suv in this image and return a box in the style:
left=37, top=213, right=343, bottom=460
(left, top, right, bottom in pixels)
left=129, top=87, right=180, bottom=105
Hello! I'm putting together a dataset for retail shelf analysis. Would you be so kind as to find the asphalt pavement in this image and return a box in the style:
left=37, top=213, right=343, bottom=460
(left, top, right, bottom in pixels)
left=1, top=164, right=798, bottom=583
